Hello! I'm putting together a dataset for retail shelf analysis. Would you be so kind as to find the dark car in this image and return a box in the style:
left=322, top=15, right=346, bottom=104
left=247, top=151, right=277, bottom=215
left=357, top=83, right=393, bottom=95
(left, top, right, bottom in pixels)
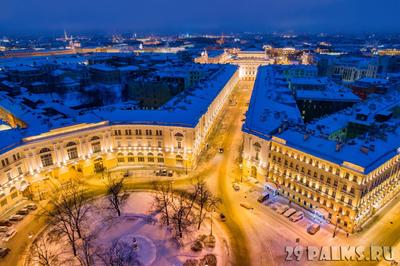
left=16, top=208, right=29, bottom=215
left=0, top=220, right=12, bottom=227
left=219, top=148, right=224, bottom=153
left=0, top=247, right=10, bottom=259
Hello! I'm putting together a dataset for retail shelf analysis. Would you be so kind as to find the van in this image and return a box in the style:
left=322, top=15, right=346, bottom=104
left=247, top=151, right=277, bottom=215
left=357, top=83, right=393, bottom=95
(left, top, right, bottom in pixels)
left=307, top=224, right=320, bottom=235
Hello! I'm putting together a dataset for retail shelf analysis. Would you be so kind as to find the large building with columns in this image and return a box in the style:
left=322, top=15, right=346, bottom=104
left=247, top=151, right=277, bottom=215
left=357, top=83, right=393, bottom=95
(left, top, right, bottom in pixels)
left=0, top=64, right=239, bottom=213
left=242, top=65, right=400, bottom=232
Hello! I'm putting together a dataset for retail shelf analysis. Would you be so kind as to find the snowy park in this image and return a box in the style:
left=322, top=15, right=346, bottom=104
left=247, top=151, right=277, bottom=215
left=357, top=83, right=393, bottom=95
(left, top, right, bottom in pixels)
left=25, top=188, right=230, bottom=266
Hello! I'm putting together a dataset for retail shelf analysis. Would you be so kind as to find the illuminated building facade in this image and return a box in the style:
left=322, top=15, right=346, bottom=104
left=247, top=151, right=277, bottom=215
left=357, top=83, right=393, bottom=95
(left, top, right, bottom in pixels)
left=0, top=65, right=239, bottom=213
left=242, top=65, right=400, bottom=232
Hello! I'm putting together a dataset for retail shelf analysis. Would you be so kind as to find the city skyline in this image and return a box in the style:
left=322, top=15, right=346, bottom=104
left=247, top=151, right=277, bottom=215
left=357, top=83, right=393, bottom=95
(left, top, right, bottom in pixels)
left=1, top=0, right=400, bottom=34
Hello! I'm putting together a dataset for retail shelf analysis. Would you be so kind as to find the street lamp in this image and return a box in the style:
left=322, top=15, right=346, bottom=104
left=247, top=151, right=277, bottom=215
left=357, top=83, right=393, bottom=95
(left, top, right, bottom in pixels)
left=333, top=213, right=339, bottom=238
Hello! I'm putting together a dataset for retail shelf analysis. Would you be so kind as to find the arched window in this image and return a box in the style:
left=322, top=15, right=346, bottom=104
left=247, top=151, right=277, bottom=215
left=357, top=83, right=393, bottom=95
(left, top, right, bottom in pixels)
left=39, top=148, right=53, bottom=167
left=157, top=153, right=164, bottom=163
left=176, top=154, right=183, bottom=167
left=90, top=136, right=101, bottom=153
left=137, top=152, right=144, bottom=162
left=127, top=152, right=134, bottom=163
left=147, top=153, right=154, bottom=163
left=66, top=142, right=78, bottom=160
left=117, top=153, right=124, bottom=163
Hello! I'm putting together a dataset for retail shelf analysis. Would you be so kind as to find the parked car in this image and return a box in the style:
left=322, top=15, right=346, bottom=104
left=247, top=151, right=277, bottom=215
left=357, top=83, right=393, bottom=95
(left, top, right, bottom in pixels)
left=232, top=183, right=240, bottom=191
left=9, top=215, right=24, bottom=222
left=240, top=202, right=253, bottom=210
left=16, top=208, right=29, bottom=215
left=283, top=208, right=297, bottom=217
left=257, top=193, right=270, bottom=203
left=0, top=220, right=11, bottom=227
left=219, top=213, right=226, bottom=222
left=25, top=203, right=37, bottom=211
left=167, top=170, right=173, bottom=177
left=275, top=204, right=290, bottom=214
left=2, top=229, right=16, bottom=242
left=307, top=224, right=321, bottom=235
left=289, top=211, right=304, bottom=222
left=219, top=148, right=224, bottom=153
left=0, top=247, right=10, bottom=259
left=155, top=169, right=168, bottom=176
left=0, top=226, right=8, bottom=233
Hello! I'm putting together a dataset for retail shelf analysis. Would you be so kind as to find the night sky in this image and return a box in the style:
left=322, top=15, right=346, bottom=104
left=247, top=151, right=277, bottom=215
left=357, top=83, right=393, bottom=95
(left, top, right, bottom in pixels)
left=1, top=0, right=399, bottom=34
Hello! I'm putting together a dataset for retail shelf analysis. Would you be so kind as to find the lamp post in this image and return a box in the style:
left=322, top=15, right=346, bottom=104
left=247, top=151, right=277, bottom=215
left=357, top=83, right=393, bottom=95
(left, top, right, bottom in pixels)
left=333, top=213, right=339, bottom=238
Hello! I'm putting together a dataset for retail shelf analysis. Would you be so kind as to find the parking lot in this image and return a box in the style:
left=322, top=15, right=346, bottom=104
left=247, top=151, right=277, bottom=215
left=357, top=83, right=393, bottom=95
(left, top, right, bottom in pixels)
left=0, top=201, right=39, bottom=262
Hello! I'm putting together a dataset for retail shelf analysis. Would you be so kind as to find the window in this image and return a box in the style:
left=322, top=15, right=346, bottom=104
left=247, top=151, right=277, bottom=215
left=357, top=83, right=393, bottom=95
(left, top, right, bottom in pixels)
left=158, top=141, right=162, bottom=148
left=66, top=142, right=78, bottom=160
left=6, top=172, right=12, bottom=181
left=176, top=155, right=183, bottom=167
left=148, top=153, right=154, bottom=163
left=157, top=153, right=164, bottom=163
left=91, top=136, right=101, bottom=153
left=40, top=148, right=53, bottom=167
left=13, top=153, right=21, bottom=161
left=135, top=129, right=142, bottom=135
left=137, top=153, right=144, bottom=162
left=17, top=167, right=23, bottom=175
left=177, top=141, right=182, bottom=149
left=145, top=129, right=152, bottom=136
left=125, top=129, right=132, bottom=135
left=114, top=130, right=122, bottom=136
left=127, top=153, right=134, bottom=162
left=156, top=130, right=162, bottom=136
left=117, top=153, right=124, bottom=163
left=1, top=158, right=9, bottom=167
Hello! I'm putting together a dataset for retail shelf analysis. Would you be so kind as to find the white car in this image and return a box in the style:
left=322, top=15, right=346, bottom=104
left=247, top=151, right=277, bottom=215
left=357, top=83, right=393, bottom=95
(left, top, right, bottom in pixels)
left=275, top=204, right=290, bottom=214
left=2, top=229, right=16, bottom=242
left=289, top=211, right=304, bottom=222
left=283, top=208, right=297, bottom=217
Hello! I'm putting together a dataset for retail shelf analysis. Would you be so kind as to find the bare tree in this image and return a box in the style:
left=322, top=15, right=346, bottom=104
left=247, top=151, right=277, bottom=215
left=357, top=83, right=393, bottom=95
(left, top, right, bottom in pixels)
left=195, top=180, right=212, bottom=230
left=104, top=174, right=126, bottom=217
left=96, top=239, right=142, bottom=266
left=77, top=232, right=97, bottom=266
left=41, top=183, right=91, bottom=256
left=152, top=181, right=173, bottom=226
left=171, top=191, right=194, bottom=238
left=30, top=237, right=61, bottom=266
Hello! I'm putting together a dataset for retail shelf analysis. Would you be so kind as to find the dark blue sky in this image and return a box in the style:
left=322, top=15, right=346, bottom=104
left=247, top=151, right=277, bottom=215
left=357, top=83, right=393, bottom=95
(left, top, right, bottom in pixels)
left=1, top=0, right=399, bottom=34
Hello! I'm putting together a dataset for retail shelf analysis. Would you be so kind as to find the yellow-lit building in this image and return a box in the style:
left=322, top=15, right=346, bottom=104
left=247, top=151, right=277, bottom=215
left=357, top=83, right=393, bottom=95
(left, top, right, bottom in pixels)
left=0, top=65, right=239, bottom=213
left=242, top=65, right=400, bottom=233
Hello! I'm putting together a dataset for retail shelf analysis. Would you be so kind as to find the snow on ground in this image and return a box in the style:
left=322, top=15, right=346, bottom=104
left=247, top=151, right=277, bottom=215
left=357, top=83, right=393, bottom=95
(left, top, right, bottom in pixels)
left=26, top=191, right=230, bottom=266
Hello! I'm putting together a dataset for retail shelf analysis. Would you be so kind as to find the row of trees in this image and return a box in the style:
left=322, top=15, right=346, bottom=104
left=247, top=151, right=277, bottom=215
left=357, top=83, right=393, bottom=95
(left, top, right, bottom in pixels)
left=33, top=173, right=127, bottom=266
left=152, top=177, right=220, bottom=239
